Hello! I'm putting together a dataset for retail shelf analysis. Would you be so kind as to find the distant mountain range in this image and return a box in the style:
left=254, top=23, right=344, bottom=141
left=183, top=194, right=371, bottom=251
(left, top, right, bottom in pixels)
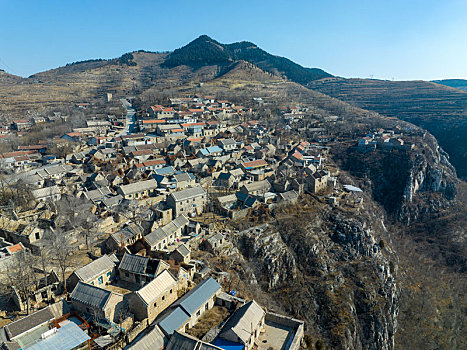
left=1, top=35, right=466, bottom=178
left=432, top=79, right=467, bottom=91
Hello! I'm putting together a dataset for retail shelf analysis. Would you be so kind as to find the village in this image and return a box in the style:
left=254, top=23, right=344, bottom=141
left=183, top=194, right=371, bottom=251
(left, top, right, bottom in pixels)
left=0, top=94, right=417, bottom=350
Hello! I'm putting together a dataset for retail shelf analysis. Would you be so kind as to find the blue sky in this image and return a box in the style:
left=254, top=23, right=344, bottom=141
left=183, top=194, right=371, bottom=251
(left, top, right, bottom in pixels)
left=0, top=0, right=466, bottom=80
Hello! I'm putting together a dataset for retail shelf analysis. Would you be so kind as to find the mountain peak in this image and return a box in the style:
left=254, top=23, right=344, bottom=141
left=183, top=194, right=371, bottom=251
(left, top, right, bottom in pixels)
left=162, top=36, right=332, bottom=83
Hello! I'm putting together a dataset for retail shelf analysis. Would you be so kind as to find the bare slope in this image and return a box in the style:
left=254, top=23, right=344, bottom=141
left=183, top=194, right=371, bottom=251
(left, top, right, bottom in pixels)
left=309, top=77, right=467, bottom=179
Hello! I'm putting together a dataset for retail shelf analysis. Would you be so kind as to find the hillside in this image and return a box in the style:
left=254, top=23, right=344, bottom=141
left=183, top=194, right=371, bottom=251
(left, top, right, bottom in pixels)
left=162, top=35, right=332, bottom=84
left=0, top=38, right=465, bottom=348
left=308, top=77, right=467, bottom=179
left=0, top=70, right=26, bottom=85
left=433, top=78, right=467, bottom=91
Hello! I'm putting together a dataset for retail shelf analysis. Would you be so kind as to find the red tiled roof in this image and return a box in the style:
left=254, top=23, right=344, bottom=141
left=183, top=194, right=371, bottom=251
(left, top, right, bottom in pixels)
left=65, top=132, right=82, bottom=137
left=6, top=244, right=23, bottom=254
left=143, top=119, right=166, bottom=124
left=18, top=145, right=46, bottom=150
left=3, top=150, right=36, bottom=157
left=291, top=151, right=303, bottom=160
left=181, top=122, right=205, bottom=128
left=241, top=159, right=268, bottom=168
left=132, top=149, right=152, bottom=156
left=143, top=159, right=166, bottom=166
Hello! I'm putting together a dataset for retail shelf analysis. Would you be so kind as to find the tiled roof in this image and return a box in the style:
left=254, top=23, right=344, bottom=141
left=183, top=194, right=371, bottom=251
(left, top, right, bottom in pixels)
left=169, top=186, right=206, bottom=202
left=135, top=270, right=177, bottom=305
left=119, top=253, right=149, bottom=275
left=70, top=282, right=112, bottom=310
left=74, top=254, right=116, bottom=282
left=173, top=277, right=221, bottom=315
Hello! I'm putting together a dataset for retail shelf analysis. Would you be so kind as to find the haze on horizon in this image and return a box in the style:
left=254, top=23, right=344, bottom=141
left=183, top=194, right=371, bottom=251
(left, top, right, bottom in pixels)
left=1, top=0, right=466, bottom=81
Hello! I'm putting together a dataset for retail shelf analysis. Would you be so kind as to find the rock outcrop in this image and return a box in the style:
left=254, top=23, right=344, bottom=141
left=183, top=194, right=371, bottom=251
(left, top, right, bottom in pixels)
left=228, top=213, right=398, bottom=350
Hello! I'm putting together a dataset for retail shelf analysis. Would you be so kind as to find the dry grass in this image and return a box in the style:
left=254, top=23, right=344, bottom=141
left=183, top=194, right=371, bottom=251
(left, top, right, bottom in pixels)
left=185, top=306, right=229, bottom=339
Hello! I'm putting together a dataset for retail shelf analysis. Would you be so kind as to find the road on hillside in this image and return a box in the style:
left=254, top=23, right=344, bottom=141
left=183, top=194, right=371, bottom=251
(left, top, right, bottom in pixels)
left=117, top=98, right=136, bottom=137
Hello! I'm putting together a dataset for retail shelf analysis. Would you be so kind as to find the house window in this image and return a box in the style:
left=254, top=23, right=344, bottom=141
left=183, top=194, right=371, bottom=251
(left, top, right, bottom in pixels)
left=98, top=276, right=103, bottom=284
left=107, top=271, right=111, bottom=277
left=170, top=289, right=173, bottom=294
left=196, top=310, right=200, bottom=317
left=154, top=302, right=157, bottom=307
left=205, top=303, right=209, bottom=310
left=162, top=296, right=165, bottom=301
left=125, top=272, right=130, bottom=278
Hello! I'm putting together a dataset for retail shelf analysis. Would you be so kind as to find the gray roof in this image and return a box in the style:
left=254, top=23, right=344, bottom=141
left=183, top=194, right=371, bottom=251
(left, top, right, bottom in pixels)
left=157, top=307, right=190, bottom=336
left=165, top=331, right=223, bottom=350
left=243, top=180, right=270, bottom=193
left=175, top=244, right=190, bottom=257
left=127, top=325, right=166, bottom=350
left=173, top=277, right=221, bottom=316
left=5, top=307, right=54, bottom=338
left=31, top=186, right=60, bottom=200
left=111, top=223, right=142, bottom=243
left=83, top=187, right=112, bottom=202
left=172, top=214, right=189, bottom=228
left=279, top=190, right=298, bottom=202
left=119, top=179, right=158, bottom=196
left=144, top=215, right=189, bottom=248
left=144, top=228, right=167, bottom=248
left=70, top=282, right=112, bottom=310
left=102, top=195, right=123, bottom=208
left=219, top=300, right=265, bottom=344
left=119, top=253, right=149, bottom=275
left=207, top=233, right=224, bottom=246
left=173, top=172, right=193, bottom=183
left=169, top=186, right=206, bottom=202
left=74, top=254, right=116, bottom=283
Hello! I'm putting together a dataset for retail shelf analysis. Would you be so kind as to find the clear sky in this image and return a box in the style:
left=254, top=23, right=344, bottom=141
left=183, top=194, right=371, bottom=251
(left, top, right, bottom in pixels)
left=1, top=0, right=466, bottom=80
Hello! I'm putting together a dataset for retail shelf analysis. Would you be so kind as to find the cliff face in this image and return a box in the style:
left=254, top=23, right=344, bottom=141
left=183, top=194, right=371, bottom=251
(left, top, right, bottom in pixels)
left=224, top=210, right=398, bottom=350
left=398, top=134, right=457, bottom=223
left=339, top=133, right=458, bottom=225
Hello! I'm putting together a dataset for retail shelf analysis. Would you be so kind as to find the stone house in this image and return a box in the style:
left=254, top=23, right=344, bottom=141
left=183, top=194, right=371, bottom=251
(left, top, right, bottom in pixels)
left=202, top=233, right=226, bottom=252
left=166, top=186, right=207, bottom=218
left=67, top=254, right=118, bottom=292
left=106, top=223, right=143, bottom=251
left=169, top=244, right=191, bottom=264
left=70, top=282, right=125, bottom=323
left=118, top=253, right=169, bottom=287
left=215, top=300, right=266, bottom=350
left=239, top=180, right=271, bottom=197
left=129, top=269, right=179, bottom=324
left=117, top=179, right=158, bottom=200
left=307, top=170, right=329, bottom=193
left=157, top=277, right=222, bottom=336
left=144, top=215, right=189, bottom=251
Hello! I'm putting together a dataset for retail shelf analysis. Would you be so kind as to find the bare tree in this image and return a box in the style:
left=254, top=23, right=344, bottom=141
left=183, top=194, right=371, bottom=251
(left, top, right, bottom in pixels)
left=54, top=195, right=96, bottom=250
left=45, top=229, right=75, bottom=293
left=4, top=250, right=37, bottom=314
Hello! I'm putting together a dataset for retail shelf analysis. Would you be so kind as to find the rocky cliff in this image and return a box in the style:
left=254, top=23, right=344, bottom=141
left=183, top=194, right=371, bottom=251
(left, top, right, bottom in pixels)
left=209, top=204, right=398, bottom=350
left=336, top=133, right=458, bottom=225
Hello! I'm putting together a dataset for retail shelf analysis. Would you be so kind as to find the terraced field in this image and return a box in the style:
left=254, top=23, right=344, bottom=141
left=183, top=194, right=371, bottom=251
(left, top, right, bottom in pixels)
left=309, top=77, right=467, bottom=179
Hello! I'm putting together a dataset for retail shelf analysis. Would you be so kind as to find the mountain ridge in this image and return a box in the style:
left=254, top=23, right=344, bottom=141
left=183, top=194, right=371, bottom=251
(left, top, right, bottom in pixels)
left=162, top=35, right=333, bottom=84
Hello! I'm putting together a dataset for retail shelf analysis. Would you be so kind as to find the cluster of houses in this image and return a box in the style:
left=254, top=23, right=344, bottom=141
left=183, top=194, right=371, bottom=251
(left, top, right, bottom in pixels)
left=357, top=128, right=415, bottom=152
left=0, top=249, right=304, bottom=350
left=0, top=96, right=348, bottom=350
